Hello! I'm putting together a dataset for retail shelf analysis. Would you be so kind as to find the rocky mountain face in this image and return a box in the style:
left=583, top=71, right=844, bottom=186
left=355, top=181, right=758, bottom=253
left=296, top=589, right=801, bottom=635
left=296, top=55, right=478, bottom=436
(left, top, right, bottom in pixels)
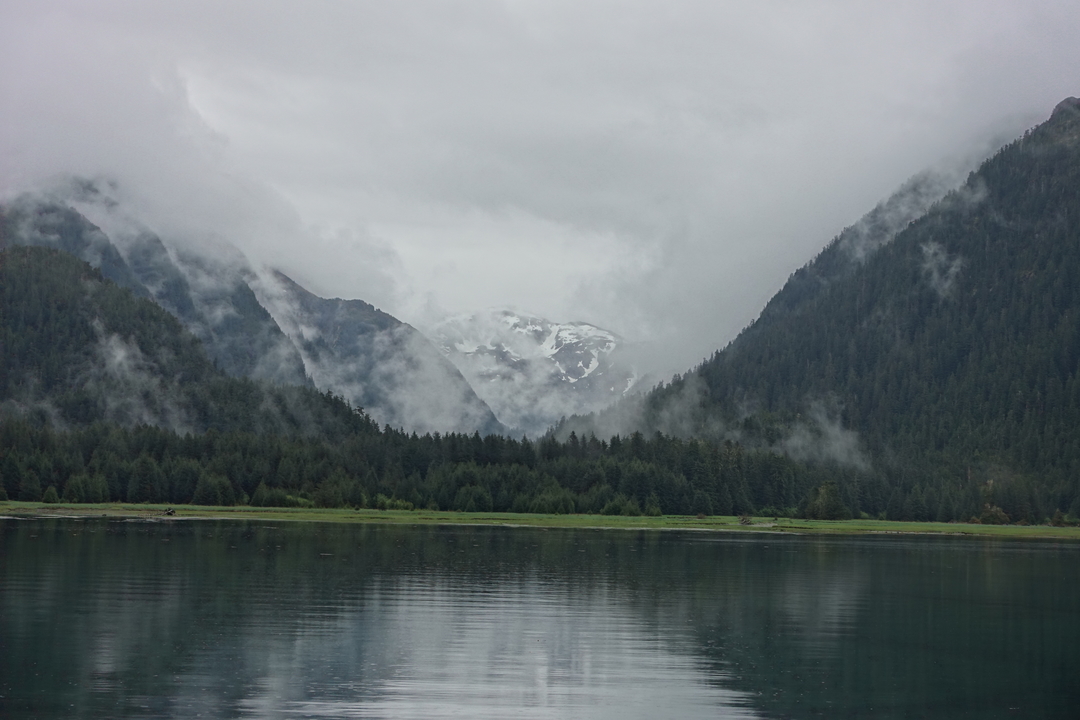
left=250, top=271, right=503, bottom=436
left=428, top=309, right=640, bottom=435
left=1, top=185, right=502, bottom=436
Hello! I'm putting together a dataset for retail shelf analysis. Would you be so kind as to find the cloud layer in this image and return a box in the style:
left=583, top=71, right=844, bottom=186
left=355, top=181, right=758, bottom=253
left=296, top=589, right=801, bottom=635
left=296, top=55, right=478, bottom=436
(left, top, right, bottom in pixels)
left=4, top=0, right=1079, bottom=377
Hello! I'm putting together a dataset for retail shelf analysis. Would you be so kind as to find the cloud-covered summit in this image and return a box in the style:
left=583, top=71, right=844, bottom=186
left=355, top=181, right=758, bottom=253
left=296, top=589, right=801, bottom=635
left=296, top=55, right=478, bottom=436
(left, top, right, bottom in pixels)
left=428, top=309, right=641, bottom=435
left=3, top=184, right=504, bottom=436
left=4, top=1, right=1078, bottom=379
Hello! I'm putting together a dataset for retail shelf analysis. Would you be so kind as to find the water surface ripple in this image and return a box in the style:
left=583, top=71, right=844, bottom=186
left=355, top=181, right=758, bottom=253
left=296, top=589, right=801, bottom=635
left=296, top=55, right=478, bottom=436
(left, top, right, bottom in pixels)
left=1, top=519, right=1077, bottom=718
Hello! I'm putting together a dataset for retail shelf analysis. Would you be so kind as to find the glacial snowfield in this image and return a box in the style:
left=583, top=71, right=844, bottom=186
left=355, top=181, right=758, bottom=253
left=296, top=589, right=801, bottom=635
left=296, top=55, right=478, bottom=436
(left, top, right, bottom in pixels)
left=428, top=309, right=641, bottom=435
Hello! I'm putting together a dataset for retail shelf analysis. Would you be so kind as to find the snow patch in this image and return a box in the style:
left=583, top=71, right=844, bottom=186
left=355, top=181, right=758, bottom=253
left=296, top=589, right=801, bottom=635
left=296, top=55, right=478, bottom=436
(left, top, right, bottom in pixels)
left=424, top=307, right=639, bottom=434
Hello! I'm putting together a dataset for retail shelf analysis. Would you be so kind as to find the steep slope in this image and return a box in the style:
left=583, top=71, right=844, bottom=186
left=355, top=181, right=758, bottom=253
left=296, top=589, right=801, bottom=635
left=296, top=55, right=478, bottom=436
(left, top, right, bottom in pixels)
left=557, top=97, right=1080, bottom=524
left=0, top=246, right=377, bottom=439
left=574, top=97, right=1080, bottom=501
left=0, top=192, right=311, bottom=387
left=1, top=187, right=504, bottom=435
left=123, top=234, right=313, bottom=387
left=0, top=194, right=150, bottom=297
left=429, top=309, right=639, bottom=435
left=251, top=271, right=505, bottom=435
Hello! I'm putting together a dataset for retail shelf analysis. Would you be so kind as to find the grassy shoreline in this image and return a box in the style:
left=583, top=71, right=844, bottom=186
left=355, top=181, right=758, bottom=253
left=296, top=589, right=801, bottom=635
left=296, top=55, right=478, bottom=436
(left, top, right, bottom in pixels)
left=3, top=501, right=1080, bottom=540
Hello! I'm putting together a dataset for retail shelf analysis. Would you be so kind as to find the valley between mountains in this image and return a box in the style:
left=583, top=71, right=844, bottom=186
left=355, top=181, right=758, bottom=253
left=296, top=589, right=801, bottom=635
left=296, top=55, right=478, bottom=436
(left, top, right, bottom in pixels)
left=3, top=98, right=1080, bottom=526
left=1, top=185, right=641, bottom=437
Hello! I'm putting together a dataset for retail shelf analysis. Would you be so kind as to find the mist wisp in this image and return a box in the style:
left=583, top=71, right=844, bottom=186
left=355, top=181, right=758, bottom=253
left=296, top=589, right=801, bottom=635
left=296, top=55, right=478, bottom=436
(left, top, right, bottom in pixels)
left=4, top=181, right=505, bottom=436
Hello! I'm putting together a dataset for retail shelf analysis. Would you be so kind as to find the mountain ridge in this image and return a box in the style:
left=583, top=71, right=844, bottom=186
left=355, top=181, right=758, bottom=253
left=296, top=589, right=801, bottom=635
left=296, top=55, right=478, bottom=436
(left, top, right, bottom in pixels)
left=250, top=269, right=504, bottom=435
left=428, top=308, right=641, bottom=435
left=557, top=96, right=1080, bottom=520
left=1, top=191, right=503, bottom=435
left=0, top=244, right=377, bottom=439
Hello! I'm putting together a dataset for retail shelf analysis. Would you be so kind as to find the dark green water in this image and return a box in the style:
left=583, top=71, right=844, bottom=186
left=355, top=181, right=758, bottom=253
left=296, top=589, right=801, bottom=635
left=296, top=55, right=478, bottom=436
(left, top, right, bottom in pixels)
left=1, top=518, right=1077, bottom=719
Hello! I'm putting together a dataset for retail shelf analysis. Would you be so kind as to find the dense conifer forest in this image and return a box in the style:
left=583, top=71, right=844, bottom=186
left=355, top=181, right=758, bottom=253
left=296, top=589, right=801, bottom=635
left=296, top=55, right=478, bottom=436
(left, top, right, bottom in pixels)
left=561, top=98, right=1080, bottom=524
left=0, top=245, right=825, bottom=518
left=3, top=100, right=1080, bottom=525
left=0, top=246, right=1072, bottom=523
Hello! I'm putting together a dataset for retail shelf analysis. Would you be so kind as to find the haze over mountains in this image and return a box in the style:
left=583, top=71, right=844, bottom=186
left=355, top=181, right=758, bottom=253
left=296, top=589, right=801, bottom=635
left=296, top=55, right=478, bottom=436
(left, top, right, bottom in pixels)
left=562, top=97, right=1080, bottom=513
left=3, top=97, right=1080, bottom=522
left=0, top=245, right=376, bottom=440
left=249, top=269, right=503, bottom=435
left=1, top=185, right=502, bottom=436
left=2, top=182, right=639, bottom=436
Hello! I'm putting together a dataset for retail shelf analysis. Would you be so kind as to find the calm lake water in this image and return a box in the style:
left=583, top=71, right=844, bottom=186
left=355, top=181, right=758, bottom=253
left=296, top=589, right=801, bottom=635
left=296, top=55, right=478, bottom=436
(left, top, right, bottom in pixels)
left=1, top=518, right=1078, bottom=719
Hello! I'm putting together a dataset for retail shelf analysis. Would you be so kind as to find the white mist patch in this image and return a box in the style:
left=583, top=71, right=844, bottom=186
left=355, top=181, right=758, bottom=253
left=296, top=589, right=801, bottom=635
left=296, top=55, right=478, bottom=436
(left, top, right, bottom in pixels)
left=369, top=327, right=502, bottom=434
left=86, top=321, right=194, bottom=434
left=838, top=168, right=964, bottom=263
left=650, top=373, right=712, bottom=439
left=249, top=268, right=500, bottom=435
left=921, top=242, right=964, bottom=298
left=779, top=403, right=869, bottom=472
left=367, top=207, right=630, bottom=328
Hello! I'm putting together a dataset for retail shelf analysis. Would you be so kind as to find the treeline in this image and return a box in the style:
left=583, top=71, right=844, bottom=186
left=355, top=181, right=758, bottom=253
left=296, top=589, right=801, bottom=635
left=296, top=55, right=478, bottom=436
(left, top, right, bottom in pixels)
left=2, top=417, right=1075, bottom=524
left=6, top=105, right=1080, bottom=527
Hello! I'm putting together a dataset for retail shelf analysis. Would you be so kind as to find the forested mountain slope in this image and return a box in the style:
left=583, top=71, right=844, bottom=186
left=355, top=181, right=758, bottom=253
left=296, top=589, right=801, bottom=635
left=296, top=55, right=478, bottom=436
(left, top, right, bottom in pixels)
left=5, top=99, right=1080, bottom=522
left=0, top=246, right=376, bottom=439
left=563, top=97, right=1080, bottom=520
left=251, top=270, right=504, bottom=436
left=695, top=97, right=1080, bottom=474
left=0, top=195, right=311, bottom=387
left=0, top=189, right=503, bottom=434
left=0, top=247, right=857, bottom=516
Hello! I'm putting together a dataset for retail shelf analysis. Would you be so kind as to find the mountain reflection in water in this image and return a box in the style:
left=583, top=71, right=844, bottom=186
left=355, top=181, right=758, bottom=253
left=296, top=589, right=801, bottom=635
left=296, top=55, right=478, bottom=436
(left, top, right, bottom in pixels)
left=1, top=519, right=1077, bottom=719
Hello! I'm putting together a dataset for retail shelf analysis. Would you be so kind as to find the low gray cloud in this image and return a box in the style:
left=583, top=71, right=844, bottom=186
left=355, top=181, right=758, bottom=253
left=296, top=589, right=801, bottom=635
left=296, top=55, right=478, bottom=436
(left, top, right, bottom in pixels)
left=427, top=310, right=645, bottom=436
left=3, top=0, right=1079, bottom=381
left=838, top=169, right=965, bottom=264
left=88, top=323, right=196, bottom=434
left=780, top=403, right=870, bottom=472
left=249, top=269, right=502, bottom=434
left=921, top=242, right=965, bottom=299
left=558, top=379, right=870, bottom=471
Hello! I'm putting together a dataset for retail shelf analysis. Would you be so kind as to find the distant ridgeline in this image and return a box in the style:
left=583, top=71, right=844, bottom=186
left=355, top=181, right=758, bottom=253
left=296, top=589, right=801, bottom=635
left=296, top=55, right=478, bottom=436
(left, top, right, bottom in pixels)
left=3, top=98, right=1080, bottom=524
left=0, top=247, right=379, bottom=438
left=561, top=97, right=1080, bottom=523
left=0, top=190, right=504, bottom=437
left=0, top=245, right=852, bottom=517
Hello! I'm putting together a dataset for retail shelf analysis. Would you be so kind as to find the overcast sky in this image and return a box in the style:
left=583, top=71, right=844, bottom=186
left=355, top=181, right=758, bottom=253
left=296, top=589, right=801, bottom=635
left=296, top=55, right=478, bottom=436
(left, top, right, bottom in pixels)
left=3, top=1, right=1079, bottom=376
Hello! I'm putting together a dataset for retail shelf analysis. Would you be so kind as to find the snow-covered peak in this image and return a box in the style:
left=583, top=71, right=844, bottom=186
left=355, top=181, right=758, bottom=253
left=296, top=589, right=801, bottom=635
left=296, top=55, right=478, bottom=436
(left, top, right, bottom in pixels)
left=426, top=309, right=640, bottom=435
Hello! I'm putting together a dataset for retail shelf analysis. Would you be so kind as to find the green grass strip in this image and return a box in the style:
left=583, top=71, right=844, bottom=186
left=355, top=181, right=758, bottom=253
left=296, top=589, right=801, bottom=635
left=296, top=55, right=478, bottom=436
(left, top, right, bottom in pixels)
left=5, top=501, right=1080, bottom=540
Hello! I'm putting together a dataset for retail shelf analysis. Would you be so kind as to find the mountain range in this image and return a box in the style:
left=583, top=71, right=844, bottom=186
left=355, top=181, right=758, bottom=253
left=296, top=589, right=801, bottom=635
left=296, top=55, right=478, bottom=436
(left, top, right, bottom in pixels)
left=0, top=184, right=503, bottom=436
left=560, top=96, right=1080, bottom=518
left=3, top=97, right=1080, bottom=523
left=0, top=244, right=376, bottom=440
left=429, top=309, right=641, bottom=436
left=1, top=181, right=642, bottom=436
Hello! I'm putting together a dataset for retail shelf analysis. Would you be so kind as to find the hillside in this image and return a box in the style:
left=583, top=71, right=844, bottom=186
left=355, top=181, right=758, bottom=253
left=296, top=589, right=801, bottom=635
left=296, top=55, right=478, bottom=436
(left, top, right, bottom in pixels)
left=0, top=247, right=799, bottom=514
left=1, top=189, right=502, bottom=435
left=251, top=270, right=504, bottom=436
left=0, top=246, right=836, bottom=516
left=0, top=245, right=376, bottom=439
left=561, top=97, right=1080, bottom=521
left=0, top=192, right=312, bottom=387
